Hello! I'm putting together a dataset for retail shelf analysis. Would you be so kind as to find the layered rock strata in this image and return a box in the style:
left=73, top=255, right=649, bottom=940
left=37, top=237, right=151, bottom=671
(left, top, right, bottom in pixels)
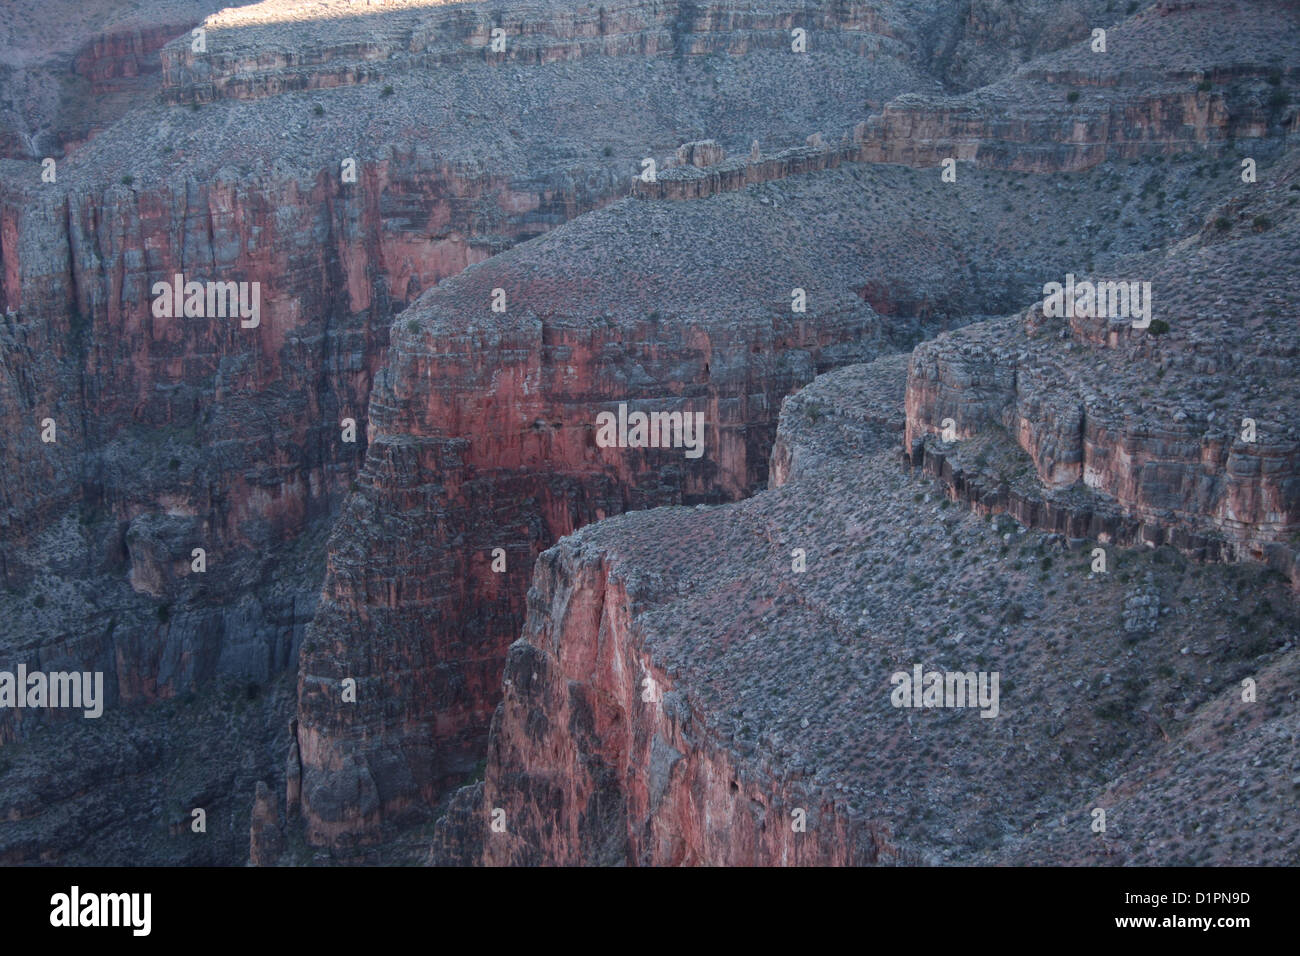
left=432, top=351, right=1300, bottom=864
left=905, top=151, right=1300, bottom=585
left=299, top=150, right=1229, bottom=848
left=158, top=0, right=909, bottom=105
left=638, top=0, right=1300, bottom=201
left=0, top=0, right=934, bottom=750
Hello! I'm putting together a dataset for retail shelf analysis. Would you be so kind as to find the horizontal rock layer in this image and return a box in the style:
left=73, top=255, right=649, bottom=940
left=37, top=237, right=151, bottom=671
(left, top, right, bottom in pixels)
left=159, top=0, right=905, bottom=104
left=432, top=350, right=1300, bottom=865
left=903, top=154, right=1300, bottom=585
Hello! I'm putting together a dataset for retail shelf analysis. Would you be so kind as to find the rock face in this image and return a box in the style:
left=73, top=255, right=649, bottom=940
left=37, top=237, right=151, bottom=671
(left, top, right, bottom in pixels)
left=904, top=149, right=1300, bottom=585
left=73, top=24, right=194, bottom=101
left=249, top=779, right=284, bottom=866
left=156, top=0, right=907, bottom=105
left=297, top=139, right=1212, bottom=848
left=294, top=182, right=889, bottom=847
left=1, top=0, right=1297, bottom=867
left=434, top=347, right=1300, bottom=866
left=641, top=1, right=1300, bottom=202
left=859, top=1, right=1300, bottom=171
left=459, top=357, right=909, bottom=866
left=476, top=538, right=891, bottom=866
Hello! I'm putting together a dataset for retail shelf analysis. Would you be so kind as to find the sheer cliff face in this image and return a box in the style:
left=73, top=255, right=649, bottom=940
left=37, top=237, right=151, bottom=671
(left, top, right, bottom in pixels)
left=295, top=138, right=1228, bottom=847
left=433, top=349, right=1300, bottom=866
left=294, top=185, right=892, bottom=844
left=0, top=150, right=537, bottom=736
left=477, top=544, right=887, bottom=866
left=1, top=0, right=1297, bottom=867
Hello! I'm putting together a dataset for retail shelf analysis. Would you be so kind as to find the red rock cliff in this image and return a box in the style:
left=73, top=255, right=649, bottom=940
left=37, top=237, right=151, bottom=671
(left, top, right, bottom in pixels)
left=295, top=185, right=890, bottom=846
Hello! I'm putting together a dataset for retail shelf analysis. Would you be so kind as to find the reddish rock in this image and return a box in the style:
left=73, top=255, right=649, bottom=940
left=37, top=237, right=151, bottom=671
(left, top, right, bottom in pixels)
left=295, top=187, right=892, bottom=845
left=904, top=153, right=1300, bottom=585
left=249, top=779, right=284, bottom=865
left=477, top=546, right=889, bottom=866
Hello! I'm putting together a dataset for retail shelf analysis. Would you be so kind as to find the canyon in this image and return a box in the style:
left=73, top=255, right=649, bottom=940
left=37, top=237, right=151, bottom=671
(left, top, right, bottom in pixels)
left=0, top=0, right=1295, bottom=866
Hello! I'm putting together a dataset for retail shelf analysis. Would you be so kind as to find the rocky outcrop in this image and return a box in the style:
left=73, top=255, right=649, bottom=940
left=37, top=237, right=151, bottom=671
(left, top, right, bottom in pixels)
left=904, top=153, right=1300, bottom=585
left=634, top=140, right=859, bottom=200
left=0, top=111, right=633, bottom=755
left=861, top=1, right=1299, bottom=173
left=639, top=2, right=1300, bottom=203
left=769, top=353, right=908, bottom=488
left=249, top=779, right=284, bottom=865
left=473, top=540, right=890, bottom=866
left=158, top=0, right=907, bottom=105
left=74, top=24, right=191, bottom=96
left=433, top=349, right=1300, bottom=865
left=295, top=183, right=891, bottom=847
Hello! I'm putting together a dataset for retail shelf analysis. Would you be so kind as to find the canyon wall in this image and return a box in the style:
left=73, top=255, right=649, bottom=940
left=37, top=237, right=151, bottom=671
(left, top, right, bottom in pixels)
left=636, top=1, right=1300, bottom=202
left=294, top=184, right=892, bottom=846
left=903, top=156, right=1300, bottom=584
left=473, top=541, right=889, bottom=866
left=0, top=0, right=1294, bottom=866
left=295, top=103, right=1275, bottom=849
left=157, top=0, right=908, bottom=105
left=433, top=339, right=1300, bottom=866
left=0, top=0, right=941, bottom=861
left=1, top=0, right=942, bottom=749
left=0, top=137, right=617, bottom=747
